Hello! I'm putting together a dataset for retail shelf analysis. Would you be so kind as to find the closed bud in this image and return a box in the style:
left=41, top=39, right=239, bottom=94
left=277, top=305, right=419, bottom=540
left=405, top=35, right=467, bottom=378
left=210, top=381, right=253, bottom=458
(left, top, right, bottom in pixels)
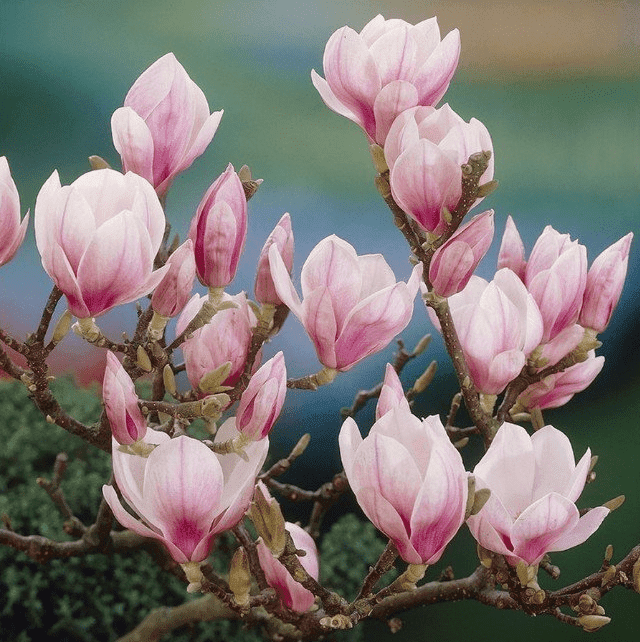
left=151, top=239, right=197, bottom=322
left=229, top=547, right=252, bottom=607
left=250, top=484, right=286, bottom=558
left=255, top=213, right=294, bottom=306
left=579, top=233, right=633, bottom=333
left=429, top=210, right=494, bottom=297
left=578, top=614, right=611, bottom=632
left=236, top=352, right=287, bottom=441
left=188, top=164, right=247, bottom=288
left=102, top=351, right=147, bottom=445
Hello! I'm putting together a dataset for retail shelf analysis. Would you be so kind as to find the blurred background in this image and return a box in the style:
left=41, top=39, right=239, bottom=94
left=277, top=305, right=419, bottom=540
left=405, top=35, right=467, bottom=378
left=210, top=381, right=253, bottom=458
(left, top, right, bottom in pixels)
left=1, top=0, right=639, bottom=640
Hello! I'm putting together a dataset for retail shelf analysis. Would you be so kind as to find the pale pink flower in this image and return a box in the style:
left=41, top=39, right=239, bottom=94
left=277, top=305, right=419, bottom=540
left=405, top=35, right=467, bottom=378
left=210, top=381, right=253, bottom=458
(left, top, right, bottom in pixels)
left=188, top=164, right=247, bottom=289
left=436, top=269, right=543, bottom=395
left=255, top=213, right=294, bottom=306
left=103, top=422, right=268, bottom=563
left=429, top=210, right=494, bottom=296
left=467, top=423, right=610, bottom=566
left=111, top=53, right=223, bottom=197
left=102, top=351, right=147, bottom=445
left=339, top=405, right=468, bottom=565
left=525, top=226, right=587, bottom=342
left=498, top=219, right=588, bottom=343
left=176, top=292, right=259, bottom=392
left=270, top=235, right=420, bottom=371
left=257, top=521, right=319, bottom=612
left=376, top=363, right=409, bottom=420
left=34, top=169, right=167, bottom=319
left=579, top=233, right=633, bottom=333
left=518, top=351, right=605, bottom=410
left=385, top=105, right=493, bottom=233
left=236, top=352, right=287, bottom=441
left=151, top=239, right=196, bottom=318
left=312, top=15, right=460, bottom=145
left=0, top=157, right=29, bottom=267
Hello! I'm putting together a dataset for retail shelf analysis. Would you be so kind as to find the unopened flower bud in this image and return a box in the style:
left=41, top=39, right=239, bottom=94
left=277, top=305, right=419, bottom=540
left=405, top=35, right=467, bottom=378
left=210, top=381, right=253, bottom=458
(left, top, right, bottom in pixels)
left=249, top=484, right=286, bottom=558
left=229, top=547, right=252, bottom=607
left=578, top=614, right=610, bottom=632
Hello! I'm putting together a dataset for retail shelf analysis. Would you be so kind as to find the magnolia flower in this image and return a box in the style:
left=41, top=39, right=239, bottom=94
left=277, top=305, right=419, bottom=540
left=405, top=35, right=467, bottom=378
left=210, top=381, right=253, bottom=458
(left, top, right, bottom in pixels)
left=467, top=423, right=610, bottom=566
left=102, top=351, right=147, bottom=445
left=103, top=422, right=268, bottom=563
left=270, top=235, right=420, bottom=371
left=151, top=239, right=196, bottom=318
left=34, top=169, right=167, bottom=319
left=112, top=53, right=223, bottom=197
left=384, top=104, right=493, bottom=233
left=429, top=210, right=494, bottom=296
left=312, top=15, right=460, bottom=145
left=497, top=219, right=587, bottom=342
left=579, top=233, right=633, bottom=333
left=188, top=164, right=247, bottom=289
left=0, top=157, right=29, bottom=267
left=257, top=522, right=319, bottom=612
left=176, top=292, right=259, bottom=392
left=518, top=351, right=605, bottom=410
left=339, top=404, right=468, bottom=565
left=255, top=213, right=294, bottom=306
left=434, top=269, right=543, bottom=395
left=236, top=352, right=287, bottom=441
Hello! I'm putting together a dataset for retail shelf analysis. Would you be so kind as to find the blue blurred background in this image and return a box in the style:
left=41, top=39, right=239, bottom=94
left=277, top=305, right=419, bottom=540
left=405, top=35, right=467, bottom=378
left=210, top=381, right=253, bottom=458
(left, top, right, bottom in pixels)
left=1, top=0, right=639, bottom=639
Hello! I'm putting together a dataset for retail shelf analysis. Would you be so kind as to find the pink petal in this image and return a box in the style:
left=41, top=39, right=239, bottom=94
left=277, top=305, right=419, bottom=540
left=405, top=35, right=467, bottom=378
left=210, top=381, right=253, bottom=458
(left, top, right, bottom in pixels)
left=111, top=107, right=155, bottom=184
left=373, top=81, right=419, bottom=145
left=474, top=423, right=535, bottom=517
left=547, top=506, right=610, bottom=552
left=338, top=417, right=364, bottom=481
left=511, top=493, right=579, bottom=565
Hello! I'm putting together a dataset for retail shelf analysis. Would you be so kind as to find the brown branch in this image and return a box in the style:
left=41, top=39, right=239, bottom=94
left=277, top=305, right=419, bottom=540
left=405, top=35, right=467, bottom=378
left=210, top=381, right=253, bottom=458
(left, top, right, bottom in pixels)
left=116, top=594, right=237, bottom=642
left=36, top=452, right=86, bottom=536
left=354, top=541, right=398, bottom=602
left=31, top=285, right=63, bottom=345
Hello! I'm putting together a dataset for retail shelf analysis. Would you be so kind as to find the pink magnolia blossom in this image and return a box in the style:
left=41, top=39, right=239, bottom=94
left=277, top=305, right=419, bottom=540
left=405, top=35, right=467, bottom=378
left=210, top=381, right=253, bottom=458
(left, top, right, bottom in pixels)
left=579, top=233, right=633, bottom=333
left=257, top=521, right=319, bottom=612
left=269, top=235, right=420, bottom=371
left=384, top=105, right=493, bottom=233
left=176, top=292, right=259, bottom=392
left=525, top=226, right=587, bottom=342
left=435, top=269, right=543, bottom=395
left=467, top=423, right=610, bottom=566
left=255, top=213, right=294, bottom=306
left=311, top=15, right=460, bottom=145
left=111, top=53, right=223, bottom=197
left=429, top=210, right=494, bottom=296
left=518, top=351, right=605, bottom=410
left=339, top=405, right=468, bottom=565
left=188, top=164, right=247, bottom=289
left=0, top=157, right=29, bottom=267
left=151, top=239, right=196, bottom=318
left=376, top=363, right=409, bottom=420
left=34, top=169, right=167, bottom=319
left=103, top=423, right=268, bottom=563
left=236, top=352, right=287, bottom=441
left=102, top=351, right=147, bottom=445
left=497, top=219, right=587, bottom=342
